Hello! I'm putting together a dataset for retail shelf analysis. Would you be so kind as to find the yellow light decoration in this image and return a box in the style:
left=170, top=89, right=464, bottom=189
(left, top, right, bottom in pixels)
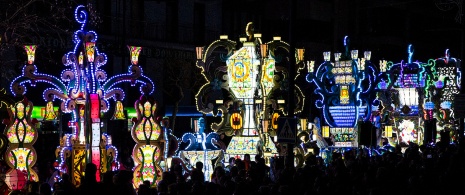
left=3, top=98, right=38, bottom=182
left=322, top=126, right=330, bottom=138
left=230, top=112, right=243, bottom=130
left=7, top=148, right=36, bottom=172
left=385, top=125, right=393, bottom=138
left=300, top=118, right=307, bottom=131
left=128, top=46, right=142, bottom=65
left=132, top=100, right=161, bottom=142
left=226, top=46, right=259, bottom=98
left=43, top=101, right=57, bottom=121
left=24, top=45, right=37, bottom=65
left=72, top=148, right=86, bottom=186
left=272, top=112, right=280, bottom=130
left=297, top=48, right=305, bottom=62
left=112, top=101, right=126, bottom=120
left=261, top=58, right=275, bottom=96
left=196, top=46, right=204, bottom=60
left=85, top=42, right=95, bottom=62
left=5, top=101, right=36, bottom=144
left=132, top=144, right=162, bottom=189
left=225, top=136, right=260, bottom=155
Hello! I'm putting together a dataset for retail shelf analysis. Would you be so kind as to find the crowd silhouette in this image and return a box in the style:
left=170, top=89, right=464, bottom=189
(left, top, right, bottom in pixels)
left=0, top=137, right=464, bottom=195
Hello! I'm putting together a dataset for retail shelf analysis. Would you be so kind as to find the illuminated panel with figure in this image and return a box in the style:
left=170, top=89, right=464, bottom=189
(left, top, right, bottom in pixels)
left=9, top=5, right=155, bottom=186
left=195, top=22, right=304, bottom=163
left=380, top=45, right=436, bottom=145
left=307, top=36, right=380, bottom=148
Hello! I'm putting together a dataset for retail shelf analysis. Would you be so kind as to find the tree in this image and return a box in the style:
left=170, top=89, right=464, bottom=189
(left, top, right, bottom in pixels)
left=0, top=1, right=104, bottom=88
left=162, top=58, right=205, bottom=132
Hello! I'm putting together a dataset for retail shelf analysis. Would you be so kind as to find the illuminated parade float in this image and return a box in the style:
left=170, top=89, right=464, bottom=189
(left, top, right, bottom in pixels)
left=7, top=5, right=165, bottom=186
left=306, top=36, right=380, bottom=149
left=380, top=45, right=436, bottom=146
left=194, top=22, right=305, bottom=164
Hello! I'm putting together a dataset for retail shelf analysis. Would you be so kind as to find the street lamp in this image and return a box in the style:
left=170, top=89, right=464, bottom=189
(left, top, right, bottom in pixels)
left=297, top=48, right=305, bottom=62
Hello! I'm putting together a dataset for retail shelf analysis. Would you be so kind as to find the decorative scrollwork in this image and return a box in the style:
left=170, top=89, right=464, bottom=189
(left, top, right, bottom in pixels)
left=43, top=89, right=67, bottom=102
left=11, top=83, right=26, bottom=96
left=61, top=70, right=75, bottom=81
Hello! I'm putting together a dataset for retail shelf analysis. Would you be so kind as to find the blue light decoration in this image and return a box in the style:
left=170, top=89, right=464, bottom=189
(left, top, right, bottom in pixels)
left=433, top=49, right=461, bottom=141
left=9, top=5, right=155, bottom=186
left=175, top=117, right=223, bottom=181
left=306, top=36, right=379, bottom=147
left=380, top=44, right=436, bottom=145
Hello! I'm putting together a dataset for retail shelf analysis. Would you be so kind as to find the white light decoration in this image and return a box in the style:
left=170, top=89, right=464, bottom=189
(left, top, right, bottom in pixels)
left=334, top=53, right=341, bottom=62
left=364, top=51, right=371, bottom=61
left=351, top=50, right=358, bottom=60
left=323, top=51, right=331, bottom=61
left=398, top=88, right=418, bottom=106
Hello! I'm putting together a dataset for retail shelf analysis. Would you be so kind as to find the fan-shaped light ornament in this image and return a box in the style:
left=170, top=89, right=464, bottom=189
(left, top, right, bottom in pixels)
left=5, top=169, right=27, bottom=190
